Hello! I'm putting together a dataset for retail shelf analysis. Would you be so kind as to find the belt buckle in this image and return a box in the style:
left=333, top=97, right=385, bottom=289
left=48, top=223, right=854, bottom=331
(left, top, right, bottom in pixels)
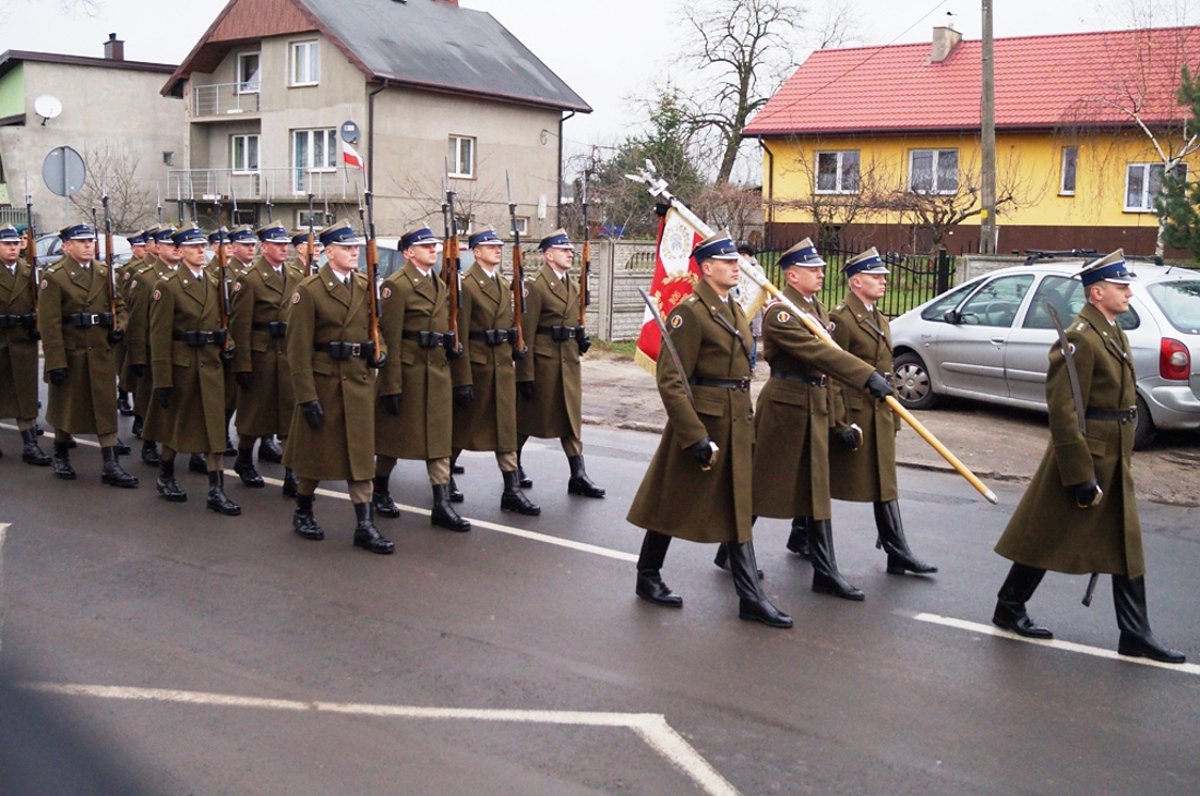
left=349, top=343, right=362, bottom=357
left=738, top=378, right=750, bottom=391
left=87, top=314, right=101, bottom=326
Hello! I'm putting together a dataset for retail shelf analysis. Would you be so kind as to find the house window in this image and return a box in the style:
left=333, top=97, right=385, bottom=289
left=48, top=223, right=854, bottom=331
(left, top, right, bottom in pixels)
left=290, top=40, right=319, bottom=87
left=448, top=135, right=475, bottom=178
left=231, top=134, right=259, bottom=174
left=815, top=151, right=860, bottom=193
left=1060, top=146, right=1077, bottom=195
left=237, top=52, right=261, bottom=93
left=296, top=210, right=323, bottom=228
left=1125, top=162, right=1186, bottom=212
left=908, top=149, right=958, bottom=194
left=293, top=128, right=337, bottom=192
left=513, top=216, right=529, bottom=236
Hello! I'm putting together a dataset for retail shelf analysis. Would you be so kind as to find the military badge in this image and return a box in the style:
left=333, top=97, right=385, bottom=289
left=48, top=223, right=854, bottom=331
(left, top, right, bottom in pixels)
left=40, top=279, right=48, bottom=290
left=381, top=286, right=392, bottom=299
left=670, top=314, right=683, bottom=329
left=291, top=292, right=301, bottom=304
left=233, top=282, right=241, bottom=292
left=777, top=311, right=790, bottom=323
left=152, top=289, right=162, bottom=301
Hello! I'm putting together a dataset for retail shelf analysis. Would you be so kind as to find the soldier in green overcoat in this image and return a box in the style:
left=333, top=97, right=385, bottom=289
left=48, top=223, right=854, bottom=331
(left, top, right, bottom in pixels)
left=36, top=222, right=137, bottom=487
left=0, top=225, right=50, bottom=465
left=515, top=229, right=604, bottom=498
left=627, top=232, right=791, bottom=628
left=283, top=221, right=392, bottom=554
left=991, top=251, right=1185, bottom=663
left=124, top=226, right=178, bottom=465
left=828, top=247, right=936, bottom=577
left=372, top=227, right=469, bottom=533
left=145, top=226, right=240, bottom=515
left=114, top=230, right=148, bottom=417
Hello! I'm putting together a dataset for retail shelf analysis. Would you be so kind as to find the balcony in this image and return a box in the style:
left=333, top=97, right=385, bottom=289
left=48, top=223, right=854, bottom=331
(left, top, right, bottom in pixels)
left=166, top=167, right=366, bottom=208
left=190, top=81, right=261, bottom=118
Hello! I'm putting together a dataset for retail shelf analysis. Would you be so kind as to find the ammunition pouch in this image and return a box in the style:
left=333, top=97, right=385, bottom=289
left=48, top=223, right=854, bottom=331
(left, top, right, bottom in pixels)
left=63, top=312, right=114, bottom=329
left=314, top=340, right=374, bottom=360
left=538, top=324, right=576, bottom=342
left=403, top=330, right=445, bottom=349
left=174, top=329, right=228, bottom=348
left=468, top=328, right=511, bottom=347
left=253, top=321, right=289, bottom=338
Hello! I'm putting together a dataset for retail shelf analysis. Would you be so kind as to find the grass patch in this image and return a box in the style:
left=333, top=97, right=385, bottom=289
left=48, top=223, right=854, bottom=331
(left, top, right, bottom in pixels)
left=590, top=339, right=639, bottom=359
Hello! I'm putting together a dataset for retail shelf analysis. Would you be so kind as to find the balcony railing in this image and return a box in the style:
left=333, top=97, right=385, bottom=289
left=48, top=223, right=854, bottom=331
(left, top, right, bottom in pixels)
left=166, top=167, right=366, bottom=208
left=191, top=81, right=261, bottom=117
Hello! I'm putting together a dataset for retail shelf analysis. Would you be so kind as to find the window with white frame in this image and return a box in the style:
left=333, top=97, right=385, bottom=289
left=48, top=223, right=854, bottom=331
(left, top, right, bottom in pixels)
left=290, top=40, right=319, bottom=86
left=1060, top=146, right=1077, bottom=195
left=292, top=128, right=337, bottom=192
left=448, top=135, right=475, bottom=178
left=815, top=150, right=860, bottom=194
left=513, top=216, right=529, bottom=236
left=231, top=134, right=259, bottom=174
left=908, top=149, right=958, bottom=194
left=1125, top=161, right=1186, bottom=212
left=296, top=210, right=323, bottom=228
left=237, top=52, right=261, bottom=93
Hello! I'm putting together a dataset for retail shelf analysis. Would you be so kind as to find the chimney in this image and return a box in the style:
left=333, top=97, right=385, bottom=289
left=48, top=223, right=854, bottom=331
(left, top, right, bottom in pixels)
left=103, top=32, right=124, bottom=61
left=931, top=26, right=962, bottom=63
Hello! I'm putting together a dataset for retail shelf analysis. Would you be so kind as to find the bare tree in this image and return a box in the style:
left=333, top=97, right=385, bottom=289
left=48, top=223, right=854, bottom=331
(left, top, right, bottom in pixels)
left=69, top=141, right=155, bottom=232
left=694, top=182, right=764, bottom=243
left=771, top=145, right=896, bottom=248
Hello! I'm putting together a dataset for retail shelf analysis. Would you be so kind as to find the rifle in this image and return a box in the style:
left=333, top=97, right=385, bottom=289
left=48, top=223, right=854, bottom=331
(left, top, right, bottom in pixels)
left=156, top=184, right=163, bottom=225
left=100, top=182, right=120, bottom=331
left=175, top=182, right=184, bottom=226
left=213, top=196, right=235, bottom=361
left=358, top=190, right=383, bottom=363
left=189, top=178, right=198, bottom=227
left=23, top=175, right=39, bottom=319
left=505, top=170, right=528, bottom=359
left=580, top=171, right=590, bottom=335
left=306, top=191, right=317, bottom=277
left=441, top=160, right=462, bottom=358
left=265, top=174, right=274, bottom=222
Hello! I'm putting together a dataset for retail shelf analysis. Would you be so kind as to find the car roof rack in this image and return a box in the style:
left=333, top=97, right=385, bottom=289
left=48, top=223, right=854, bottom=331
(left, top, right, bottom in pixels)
left=1021, top=249, right=1099, bottom=266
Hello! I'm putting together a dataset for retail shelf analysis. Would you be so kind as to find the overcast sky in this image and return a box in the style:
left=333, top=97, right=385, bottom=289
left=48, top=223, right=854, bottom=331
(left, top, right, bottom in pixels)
left=0, top=0, right=1185, bottom=155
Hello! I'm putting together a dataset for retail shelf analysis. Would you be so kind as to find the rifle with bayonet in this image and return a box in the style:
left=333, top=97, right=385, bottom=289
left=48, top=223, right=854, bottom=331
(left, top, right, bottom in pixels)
left=306, top=191, right=317, bottom=277
left=22, top=176, right=40, bottom=339
left=578, top=172, right=591, bottom=352
left=100, top=182, right=121, bottom=334
left=358, top=191, right=385, bottom=368
left=156, top=184, right=164, bottom=225
left=505, top=171, right=528, bottom=360
left=441, top=161, right=462, bottom=359
left=189, top=179, right=198, bottom=227
left=213, top=196, right=235, bottom=361
left=175, top=183, right=185, bottom=226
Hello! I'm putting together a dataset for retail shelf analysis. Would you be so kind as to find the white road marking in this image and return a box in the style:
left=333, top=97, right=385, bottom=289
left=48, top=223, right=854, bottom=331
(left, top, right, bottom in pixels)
left=21, top=682, right=739, bottom=796
left=914, top=613, right=1200, bottom=675
left=0, top=523, right=7, bottom=655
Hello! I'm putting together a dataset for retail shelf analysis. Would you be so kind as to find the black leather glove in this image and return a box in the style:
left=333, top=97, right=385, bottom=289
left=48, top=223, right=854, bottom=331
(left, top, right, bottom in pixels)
left=235, top=371, right=252, bottom=390
left=517, top=381, right=535, bottom=401
left=835, top=425, right=863, bottom=450
left=382, top=393, right=403, bottom=416
left=302, top=399, right=324, bottom=430
left=444, top=331, right=461, bottom=360
left=688, top=436, right=716, bottom=467
left=453, top=385, right=474, bottom=407
left=1072, top=478, right=1101, bottom=508
left=48, top=368, right=67, bottom=386
left=368, top=351, right=387, bottom=369
left=156, top=386, right=172, bottom=409
left=865, top=371, right=895, bottom=400
left=131, top=363, right=146, bottom=380
left=576, top=328, right=592, bottom=354
left=107, top=327, right=124, bottom=344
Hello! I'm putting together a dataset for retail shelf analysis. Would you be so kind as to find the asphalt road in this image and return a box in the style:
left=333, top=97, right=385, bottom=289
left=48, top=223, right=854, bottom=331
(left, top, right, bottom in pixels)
left=1, top=421, right=1198, bottom=795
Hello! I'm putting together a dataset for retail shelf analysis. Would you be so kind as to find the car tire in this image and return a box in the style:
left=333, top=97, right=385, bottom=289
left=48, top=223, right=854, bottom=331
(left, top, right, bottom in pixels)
left=1133, top=394, right=1156, bottom=450
left=893, top=352, right=937, bottom=410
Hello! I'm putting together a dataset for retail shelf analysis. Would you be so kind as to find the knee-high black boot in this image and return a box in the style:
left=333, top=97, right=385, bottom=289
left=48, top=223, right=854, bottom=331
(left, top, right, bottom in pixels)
left=992, top=563, right=1052, bottom=638
left=635, top=531, right=681, bottom=607
left=874, top=500, right=937, bottom=575
left=727, top=541, right=792, bottom=628
left=712, top=542, right=763, bottom=578
left=1113, top=575, right=1186, bottom=663
left=786, top=516, right=812, bottom=560
left=809, top=519, right=864, bottom=600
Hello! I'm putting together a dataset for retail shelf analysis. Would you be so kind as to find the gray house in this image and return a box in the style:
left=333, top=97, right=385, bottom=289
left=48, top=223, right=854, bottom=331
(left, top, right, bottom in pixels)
left=163, top=0, right=591, bottom=237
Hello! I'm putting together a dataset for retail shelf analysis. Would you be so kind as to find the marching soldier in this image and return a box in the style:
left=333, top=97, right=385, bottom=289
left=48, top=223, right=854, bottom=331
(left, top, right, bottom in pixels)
left=115, top=230, right=148, bottom=417
left=227, top=225, right=258, bottom=273
left=739, top=238, right=892, bottom=600
left=992, top=251, right=1185, bottom=663
left=447, top=227, right=539, bottom=515
left=627, top=231, right=791, bottom=628
left=0, top=224, right=50, bottom=465
left=144, top=225, right=240, bottom=515
left=125, top=226, right=179, bottom=465
left=290, top=229, right=322, bottom=275
left=36, top=222, right=138, bottom=487
left=283, top=220, right=392, bottom=554
left=372, top=226, right=470, bottom=532
left=828, top=248, right=936, bottom=577
left=515, top=228, right=604, bottom=498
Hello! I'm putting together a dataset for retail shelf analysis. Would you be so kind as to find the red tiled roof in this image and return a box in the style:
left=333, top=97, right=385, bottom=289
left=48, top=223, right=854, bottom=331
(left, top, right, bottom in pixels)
left=744, top=26, right=1200, bottom=136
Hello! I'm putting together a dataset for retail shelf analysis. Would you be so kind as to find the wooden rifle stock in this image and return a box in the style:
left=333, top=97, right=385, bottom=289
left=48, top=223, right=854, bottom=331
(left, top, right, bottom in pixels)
left=365, top=235, right=381, bottom=352
left=511, top=240, right=527, bottom=356
left=23, top=203, right=38, bottom=315
left=216, top=236, right=235, bottom=358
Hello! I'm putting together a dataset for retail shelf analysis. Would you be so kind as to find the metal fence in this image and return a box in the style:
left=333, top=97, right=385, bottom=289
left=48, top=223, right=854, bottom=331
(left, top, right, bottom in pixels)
left=191, top=82, right=261, bottom=117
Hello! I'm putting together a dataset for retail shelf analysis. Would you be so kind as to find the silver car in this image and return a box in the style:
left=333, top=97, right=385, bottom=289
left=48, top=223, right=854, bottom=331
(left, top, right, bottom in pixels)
left=889, top=259, right=1200, bottom=449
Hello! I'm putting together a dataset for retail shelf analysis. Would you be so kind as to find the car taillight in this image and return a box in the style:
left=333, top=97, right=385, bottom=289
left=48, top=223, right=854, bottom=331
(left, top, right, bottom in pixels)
left=1159, top=338, right=1191, bottom=380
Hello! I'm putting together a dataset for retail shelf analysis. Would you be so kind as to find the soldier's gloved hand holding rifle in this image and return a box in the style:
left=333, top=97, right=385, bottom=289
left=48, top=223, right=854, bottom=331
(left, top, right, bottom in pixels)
left=1072, top=478, right=1102, bottom=508
left=302, top=399, right=324, bottom=430
left=48, top=368, right=67, bottom=386
left=688, top=437, right=719, bottom=470
left=836, top=423, right=863, bottom=450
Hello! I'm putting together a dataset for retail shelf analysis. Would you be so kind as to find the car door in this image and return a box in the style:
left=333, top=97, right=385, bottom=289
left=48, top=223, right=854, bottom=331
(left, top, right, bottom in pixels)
left=935, top=273, right=1034, bottom=400
left=1004, top=274, right=1083, bottom=406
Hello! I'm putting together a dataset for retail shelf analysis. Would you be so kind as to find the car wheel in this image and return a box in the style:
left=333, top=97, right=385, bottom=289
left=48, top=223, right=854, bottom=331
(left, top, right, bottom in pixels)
left=1133, top=395, right=1156, bottom=450
left=893, top=352, right=937, bottom=410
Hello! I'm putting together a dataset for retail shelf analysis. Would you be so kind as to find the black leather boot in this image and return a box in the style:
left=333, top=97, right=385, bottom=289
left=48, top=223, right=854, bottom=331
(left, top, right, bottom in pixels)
left=189, top=453, right=207, bottom=474
left=431, top=483, right=471, bottom=532
left=156, top=458, right=187, bottom=502
left=517, top=449, right=532, bottom=488
left=567, top=454, right=605, bottom=497
left=233, top=448, right=264, bottom=488
left=141, top=439, right=160, bottom=466
left=118, top=390, right=134, bottom=416
left=115, top=437, right=131, bottom=456
left=501, top=469, right=540, bottom=515
left=447, top=476, right=464, bottom=503
left=452, top=461, right=465, bottom=475
left=809, top=519, right=864, bottom=600
left=635, top=530, right=682, bottom=607
left=786, top=516, right=813, bottom=560
left=282, top=467, right=299, bottom=498
left=992, top=563, right=1052, bottom=638
left=372, top=474, right=400, bottom=517
left=353, top=502, right=395, bottom=554
left=52, top=441, right=76, bottom=480
left=131, top=414, right=143, bottom=438
left=101, top=446, right=139, bottom=488
left=728, top=541, right=792, bottom=628
left=206, top=470, right=241, bottom=515
left=713, top=543, right=763, bottom=578
left=1113, top=575, right=1186, bottom=663
left=293, top=494, right=324, bottom=540
left=258, top=435, right=284, bottom=463
left=874, top=500, right=937, bottom=575
left=20, top=429, right=51, bottom=466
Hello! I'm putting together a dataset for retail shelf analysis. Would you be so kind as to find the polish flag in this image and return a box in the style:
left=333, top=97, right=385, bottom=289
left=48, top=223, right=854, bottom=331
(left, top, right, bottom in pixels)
left=634, top=207, right=703, bottom=374
left=343, top=143, right=365, bottom=171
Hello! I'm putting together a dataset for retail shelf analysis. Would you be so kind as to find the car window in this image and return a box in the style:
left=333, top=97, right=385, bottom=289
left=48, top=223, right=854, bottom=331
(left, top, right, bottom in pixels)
left=956, top=274, right=1034, bottom=327
left=1023, top=276, right=1085, bottom=329
left=1146, top=279, right=1200, bottom=334
left=920, top=281, right=977, bottom=321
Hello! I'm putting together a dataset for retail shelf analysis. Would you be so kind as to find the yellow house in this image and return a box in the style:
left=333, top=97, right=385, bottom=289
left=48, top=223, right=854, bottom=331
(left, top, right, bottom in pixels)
left=742, top=26, right=1200, bottom=256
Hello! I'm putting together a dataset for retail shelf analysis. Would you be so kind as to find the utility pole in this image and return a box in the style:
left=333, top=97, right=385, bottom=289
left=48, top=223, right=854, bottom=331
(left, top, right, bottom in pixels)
left=979, top=0, right=997, bottom=254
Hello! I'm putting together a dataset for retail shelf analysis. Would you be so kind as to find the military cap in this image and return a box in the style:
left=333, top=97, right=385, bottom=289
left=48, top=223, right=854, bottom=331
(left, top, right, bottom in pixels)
left=127, top=231, right=147, bottom=246
left=228, top=225, right=257, bottom=245
left=152, top=226, right=178, bottom=243
left=0, top=224, right=22, bottom=242
left=538, top=228, right=574, bottom=252
left=691, top=231, right=740, bottom=262
left=319, top=220, right=363, bottom=247
left=207, top=227, right=229, bottom=245
left=291, top=229, right=320, bottom=247
left=400, top=227, right=439, bottom=250
left=779, top=237, right=826, bottom=269
left=1079, top=249, right=1136, bottom=286
left=469, top=226, right=504, bottom=248
left=255, top=222, right=291, bottom=244
left=173, top=225, right=207, bottom=247
left=843, top=246, right=889, bottom=277
left=142, top=224, right=161, bottom=239
left=59, top=223, right=96, bottom=241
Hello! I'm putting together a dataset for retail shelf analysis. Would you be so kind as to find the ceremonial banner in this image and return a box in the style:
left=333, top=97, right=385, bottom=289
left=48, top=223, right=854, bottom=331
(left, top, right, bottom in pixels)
left=342, top=142, right=366, bottom=171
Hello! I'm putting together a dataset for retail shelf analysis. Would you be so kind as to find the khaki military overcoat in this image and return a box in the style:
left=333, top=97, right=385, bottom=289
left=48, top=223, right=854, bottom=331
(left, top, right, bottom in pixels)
left=994, top=303, right=1145, bottom=577
left=450, top=262, right=518, bottom=452
left=230, top=256, right=303, bottom=436
left=124, top=259, right=174, bottom=418
left=751, top=286, right=876, bottom=521
left=627, top=281, right=755, bottom=544
left=516, top=264, right=583, bottom=439
left=206, top=259, right=239, bottom=417
left=0, top=260, right=41, bottom=420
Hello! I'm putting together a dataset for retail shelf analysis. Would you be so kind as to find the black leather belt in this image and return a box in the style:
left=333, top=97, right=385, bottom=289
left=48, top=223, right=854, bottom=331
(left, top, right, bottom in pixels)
left=1085, top=407, right=1137, bottom=423
left=770, top=368, right=827, bottom=387
left=690, top=376, right=751, bottom=391
left=313, top=340, right=373, bottom=360
left=403, top=330, right=445, bottom=349
left=63, top=312, right=114, bottom=329
left=252, top=321, right=288, bottom=338
left=0, top=313, right=36, bottom=329
left=537, top=325, right=577, bottom=342
left=173, top=329, right=228, bottom=347
left=469, top=329, right=515, bottom=346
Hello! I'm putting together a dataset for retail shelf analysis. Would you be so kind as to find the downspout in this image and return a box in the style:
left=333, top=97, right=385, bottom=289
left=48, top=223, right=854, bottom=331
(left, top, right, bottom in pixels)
left=367, top=81, right=388, bottom=194
left=759, top=139, right=775, bottom=250
left=557, top=111, right=576, bottom=227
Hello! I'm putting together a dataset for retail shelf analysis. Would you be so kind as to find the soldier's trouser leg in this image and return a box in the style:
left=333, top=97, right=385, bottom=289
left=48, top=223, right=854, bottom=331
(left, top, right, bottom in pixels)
left=429, top=457, right=470, bottom=532
left=372, top=455, right=401, bottom=517
left=498, top=450, right=539, bottom=515
left=51, top=430, right=75, bottom=480
left=234, top=436, right=264, bottom=488
left=18, top=419, right=51, bottom=466
left=727, top=541, right=792, bottom=628
left=874, top=500, right=937, bottom=575
left=205, top=452, right=240, bottom=515
left=516, top=435, right=532, bottom=488
left=635, top=530, right=681, bottom=607
left=443, top=453, right=464, bottom=502
left=1113, top=575, right=1186, bottom=663
left=565, top=438, right=604, bottom=498
left=293, top=478, right=324, bottom=540
left=992, top=563, right=1052, bottom=638
left=809, top=518, right=864, bottom=601
left=156, top=447, right=186, bottom=501
left=352, top=479, right=394, bottom=554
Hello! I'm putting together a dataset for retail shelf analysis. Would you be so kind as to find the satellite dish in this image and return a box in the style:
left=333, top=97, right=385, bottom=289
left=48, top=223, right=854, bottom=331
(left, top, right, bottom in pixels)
left=34, top=95, right=62, bottom=125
